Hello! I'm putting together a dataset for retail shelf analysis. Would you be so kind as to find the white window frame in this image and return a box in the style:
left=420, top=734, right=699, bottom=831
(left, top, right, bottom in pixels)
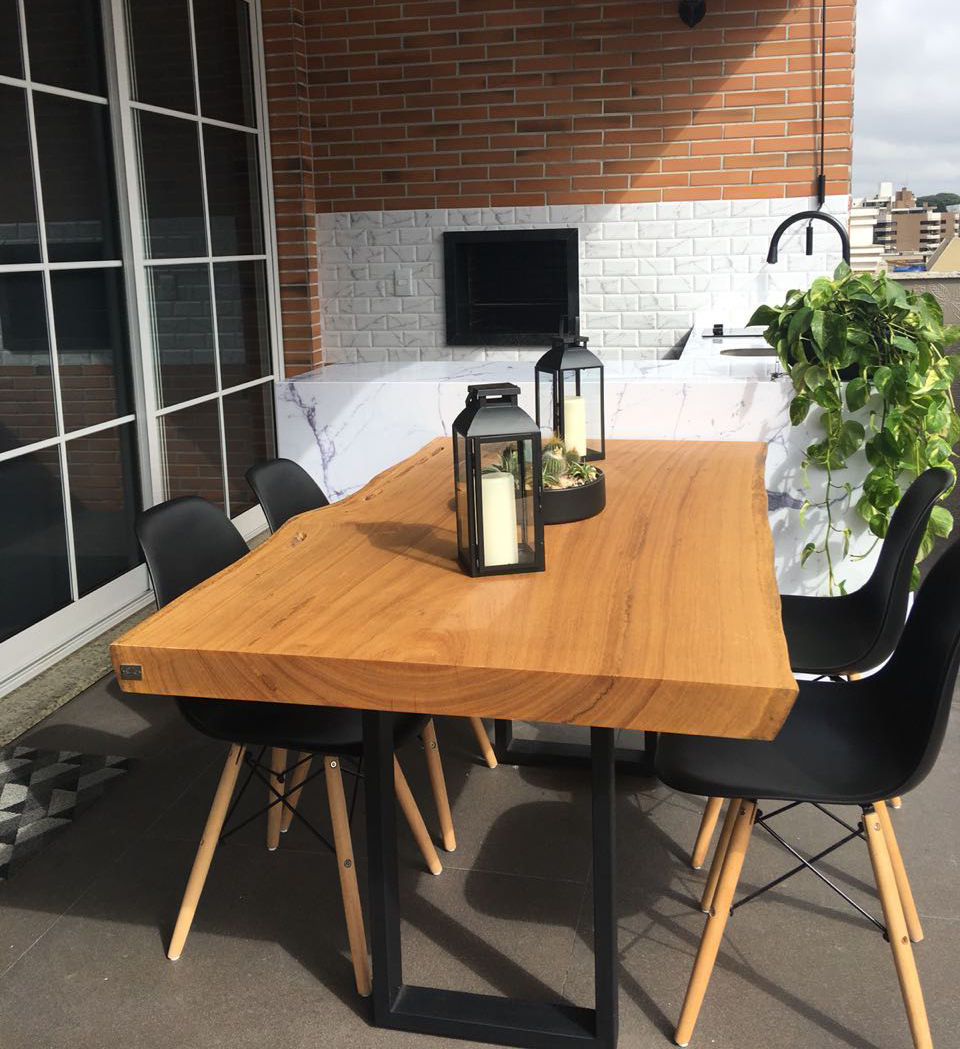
left=1, top=0, right=282, bottom=696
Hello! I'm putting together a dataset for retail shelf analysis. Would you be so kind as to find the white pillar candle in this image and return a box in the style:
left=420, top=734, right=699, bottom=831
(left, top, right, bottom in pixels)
left=562, top=395, right=588, bottom=458
left=480, top=471, right=519, bottom=566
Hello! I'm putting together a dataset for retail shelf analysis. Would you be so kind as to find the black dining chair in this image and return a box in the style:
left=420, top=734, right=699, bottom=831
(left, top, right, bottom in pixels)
left=136, top=495, right=448, bottom=996
left=689, top=467, right=952, bottom=871
left=656, top=533, right=960, bottom=1049
left=246, top=456, right=499, bottom=780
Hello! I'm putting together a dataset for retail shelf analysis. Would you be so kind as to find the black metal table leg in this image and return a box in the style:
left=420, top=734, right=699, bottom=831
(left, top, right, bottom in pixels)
left=494, top=718, right=656, bottom=777
left=363, top=712, right=619, bottom=1049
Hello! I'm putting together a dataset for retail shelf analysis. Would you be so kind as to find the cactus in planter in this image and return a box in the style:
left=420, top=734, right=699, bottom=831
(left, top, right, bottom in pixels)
left=487, top=438, right=599, bottom=490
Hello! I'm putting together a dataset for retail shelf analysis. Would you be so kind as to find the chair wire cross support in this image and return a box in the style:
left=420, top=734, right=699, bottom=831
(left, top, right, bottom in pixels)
left=726, top=802, right=888, bottom=938
left=216, top=748, right=361, bottom=855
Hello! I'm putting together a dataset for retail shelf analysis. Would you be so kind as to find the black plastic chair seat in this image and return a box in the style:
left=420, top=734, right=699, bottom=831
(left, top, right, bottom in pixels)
left=656, top=679, right=909, bottom=805
left=779, top=467, right=951, bottom=677
left=780, top=591, right=883, bottom=675
left=178, top=698, right=427, bottom=756
left=246, top=458, right=329, bottom=534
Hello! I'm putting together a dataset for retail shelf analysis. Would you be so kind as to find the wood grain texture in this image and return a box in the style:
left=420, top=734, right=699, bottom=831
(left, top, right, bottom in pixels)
left=111, top=439, right=796, bottom=740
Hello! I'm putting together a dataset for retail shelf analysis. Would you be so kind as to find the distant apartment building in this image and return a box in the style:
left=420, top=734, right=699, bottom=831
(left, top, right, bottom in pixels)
left=850, top=183, right=960, bottom=270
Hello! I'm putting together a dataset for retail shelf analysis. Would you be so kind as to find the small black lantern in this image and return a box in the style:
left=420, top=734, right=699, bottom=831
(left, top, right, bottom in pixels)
left=452, top=383, right=545, bottom=577
left=535, top=317, right=605, bottom=461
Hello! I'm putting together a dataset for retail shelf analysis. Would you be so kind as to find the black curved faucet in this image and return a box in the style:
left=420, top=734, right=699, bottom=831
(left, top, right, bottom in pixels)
left=766, top=209, right=850, bottom=265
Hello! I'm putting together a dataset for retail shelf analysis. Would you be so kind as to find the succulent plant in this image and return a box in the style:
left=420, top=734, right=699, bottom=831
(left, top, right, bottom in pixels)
left=485, top=438, right=599, bottom=490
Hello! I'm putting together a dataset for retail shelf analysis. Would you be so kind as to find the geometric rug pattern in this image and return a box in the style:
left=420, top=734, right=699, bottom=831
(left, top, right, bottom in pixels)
left=0, top=746, right=131, bottom=880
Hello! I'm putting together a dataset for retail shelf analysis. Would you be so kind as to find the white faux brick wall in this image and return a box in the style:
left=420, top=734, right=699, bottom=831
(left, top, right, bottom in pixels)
left=316, top=194, right=849, bottom=364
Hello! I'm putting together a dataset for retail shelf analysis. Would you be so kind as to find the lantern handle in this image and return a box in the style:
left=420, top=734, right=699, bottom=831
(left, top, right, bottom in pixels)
left=466, top=382, right=521, bottom=405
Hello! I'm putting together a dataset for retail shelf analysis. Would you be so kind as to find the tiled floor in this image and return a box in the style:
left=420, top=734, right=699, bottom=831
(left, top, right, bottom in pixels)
left=0, top=676, right=958, bottom=1049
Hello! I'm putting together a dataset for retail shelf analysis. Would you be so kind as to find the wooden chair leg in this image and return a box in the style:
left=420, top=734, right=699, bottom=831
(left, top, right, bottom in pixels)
left=700, top=798, right=738, bottom=913
left=890, top=796, right=903, bottom=809
left=675, top=800, right=757, bottom=1048
left=874, top=799, right=923, bottom=943
left=280, top=752, right=312, bottom=834
left=691, top=796, right=724, bottom=870
left=470, top=716, right=498, bottom=769
left=394, top=756, right=443, bottom=875
left=324, top=756, right=372, bottom=997
left=422, top=719, right=457, bottom=852
left=168, top=743, right=245, bottom=961
left=266, top=747, right=287, bottom=851
left=863, top=807, right=932, bottom=1049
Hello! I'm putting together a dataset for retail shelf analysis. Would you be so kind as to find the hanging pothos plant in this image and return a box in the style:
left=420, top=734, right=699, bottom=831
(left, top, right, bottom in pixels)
left=750, top=262, right=960, bottom=593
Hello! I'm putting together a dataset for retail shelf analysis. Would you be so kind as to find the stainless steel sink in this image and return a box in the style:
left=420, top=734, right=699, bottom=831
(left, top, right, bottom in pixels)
left=719, top=346, right=776, bottom=357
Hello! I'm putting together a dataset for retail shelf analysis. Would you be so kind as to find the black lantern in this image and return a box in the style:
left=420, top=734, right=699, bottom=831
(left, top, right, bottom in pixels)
left=452, top=383, right=545, bottom=577
left=535, top=317, right=605, bottom=461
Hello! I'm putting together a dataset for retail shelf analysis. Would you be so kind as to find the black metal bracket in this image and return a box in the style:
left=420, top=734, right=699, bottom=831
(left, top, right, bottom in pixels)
left=729, top=802, right=887, bottom=938
left=493, top=719, right=656, bottom=778
left=365, top=712, right=619, bottom=1048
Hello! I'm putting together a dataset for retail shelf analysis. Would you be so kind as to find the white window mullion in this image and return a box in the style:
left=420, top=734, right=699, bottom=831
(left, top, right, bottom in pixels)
left=186, top=0, right=231, bottom=515
left=106, top=0, right=165, bottom=507
left=250, top=0, right=284, bottom=384
left=17, top=0, right=80, bottom=602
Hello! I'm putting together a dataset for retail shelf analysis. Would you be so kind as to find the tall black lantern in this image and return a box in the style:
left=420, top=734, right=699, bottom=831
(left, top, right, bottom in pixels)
left=535, top=318, right=605, bottom=461
left=452, top=383, right=545, bottom=577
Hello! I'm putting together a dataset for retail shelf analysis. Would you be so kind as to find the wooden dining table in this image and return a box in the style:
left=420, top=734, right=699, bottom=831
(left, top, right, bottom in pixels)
left=112, top=437, right=797, bottom=1049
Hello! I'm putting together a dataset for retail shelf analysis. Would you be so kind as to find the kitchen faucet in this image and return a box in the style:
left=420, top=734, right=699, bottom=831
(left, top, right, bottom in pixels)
left=766, top=209, right=851, bottom=265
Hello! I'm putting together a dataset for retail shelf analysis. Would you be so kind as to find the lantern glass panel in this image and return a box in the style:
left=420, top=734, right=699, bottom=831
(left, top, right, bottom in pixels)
left=453, top=429, right=470, bottom=560
left=476, top=438, right=537, bottom=570
left=579, top=366, right=604, bottom=460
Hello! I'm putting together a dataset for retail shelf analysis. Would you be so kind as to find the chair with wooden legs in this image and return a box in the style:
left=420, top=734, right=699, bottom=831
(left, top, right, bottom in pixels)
left=246, top=456, right=497, bottom=809
left=136, top=496, right=449, bottom=994
left=689, top=467, right=950, bottom=869
left=656, top=533, right=960, bottom=1048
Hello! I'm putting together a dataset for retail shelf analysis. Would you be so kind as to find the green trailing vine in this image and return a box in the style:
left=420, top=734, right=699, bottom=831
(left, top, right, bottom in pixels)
left=750, top=262, right=960, bottom=594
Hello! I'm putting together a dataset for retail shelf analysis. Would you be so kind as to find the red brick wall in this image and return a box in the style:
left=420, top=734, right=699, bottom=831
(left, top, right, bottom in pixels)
left=263, top=0, right=856, bottom=370
left=263, top=0, right=324, bottom=375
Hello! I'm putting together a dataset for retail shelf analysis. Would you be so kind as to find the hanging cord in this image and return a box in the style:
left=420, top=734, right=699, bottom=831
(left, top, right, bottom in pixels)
left=816, top=0, right=827, bottom=207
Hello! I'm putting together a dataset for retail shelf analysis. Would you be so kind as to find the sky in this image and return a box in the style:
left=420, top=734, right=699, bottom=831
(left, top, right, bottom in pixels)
left=853, top=0, right=960, bottom=198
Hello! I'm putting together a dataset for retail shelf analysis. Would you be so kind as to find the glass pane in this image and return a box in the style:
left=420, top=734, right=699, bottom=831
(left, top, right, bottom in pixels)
left=126, top=0, right=195, bottom=115
left=149, top=264, right=216, bottom=407
left=162, top=399, right=224, bottom=509
left=193, top=0, right=255, bottom=128
left=24, top=0, right=106, bottom=96
left=0, top=85, right=40, bottom=264
left=0, top=447, right=71, bottom=642
left=477, top=440, right=521, bottom=568
left=136, top=110, right=206, bottom=259
left=204, top=126, right=263, bottom=257
left=53, top=269, right=133, bottom=431
left=0, top=273, right=57, bottom=454
left=34, top=93, right=119, bottom=262
left=67, top=422, right=141, bottom=597
left=214, top=260, right=270, bottom=388
left=454, top=430, right=469, bottom=560
left=0, top=0, right=22, bottom=78
left=223, top=383, right=274, bottom=516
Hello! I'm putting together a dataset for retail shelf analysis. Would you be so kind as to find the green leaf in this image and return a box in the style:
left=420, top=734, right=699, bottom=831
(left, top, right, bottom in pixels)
left=910, top=564, right=920, bottom=590
left=787, top=306, right=813, bottom=347
left=812, top=383, right=842, bottom=411
left=789, top=395, right=811, bottom=426
left=747, top=304, right=780, bottom=328
left=929, top=505, right=954, bottom=538
left=926, top=403, right=949, bottom=433
left=800, top=542, right=817, bottom=566
left=873, top=365, right=892, bottom=393
left=891, top=335, right=918, bottom=357
left=869, top=513, right=888, bottom=538
left=926, top=436, right=952, bottom=466
left=833, top=260, right=851, bottom=281
left=837, top=419, right=865, bottom=457
left=845, top=377, right=868, bottom=412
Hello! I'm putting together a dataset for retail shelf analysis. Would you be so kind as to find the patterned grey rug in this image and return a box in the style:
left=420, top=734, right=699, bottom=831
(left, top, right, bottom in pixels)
left=0, top=746, right=132, bottom=879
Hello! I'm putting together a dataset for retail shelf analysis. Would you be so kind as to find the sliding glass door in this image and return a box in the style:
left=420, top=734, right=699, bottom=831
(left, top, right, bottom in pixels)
left=0, top=0, right=278, bottom=680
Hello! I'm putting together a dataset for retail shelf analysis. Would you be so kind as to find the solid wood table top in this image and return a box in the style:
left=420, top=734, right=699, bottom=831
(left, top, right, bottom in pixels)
left=112, top=438, right=797, bottom=740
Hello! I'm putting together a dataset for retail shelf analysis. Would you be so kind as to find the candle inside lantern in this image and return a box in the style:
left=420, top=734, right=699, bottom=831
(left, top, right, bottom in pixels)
left=562, top=395, right=588, bottom=458
left=480, top=471, right=519, bottom=566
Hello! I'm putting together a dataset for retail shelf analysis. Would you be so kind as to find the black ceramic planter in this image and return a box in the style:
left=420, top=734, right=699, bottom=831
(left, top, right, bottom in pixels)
left=541, top=470, right=605, bottom=525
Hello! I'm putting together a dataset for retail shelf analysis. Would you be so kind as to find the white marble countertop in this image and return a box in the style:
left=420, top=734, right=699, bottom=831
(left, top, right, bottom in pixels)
left=288, top=330, right=784, bottom=385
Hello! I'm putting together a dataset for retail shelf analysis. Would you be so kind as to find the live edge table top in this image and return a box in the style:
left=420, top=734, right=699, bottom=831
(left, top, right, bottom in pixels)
left=112, top=438, right=798, bottom=741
